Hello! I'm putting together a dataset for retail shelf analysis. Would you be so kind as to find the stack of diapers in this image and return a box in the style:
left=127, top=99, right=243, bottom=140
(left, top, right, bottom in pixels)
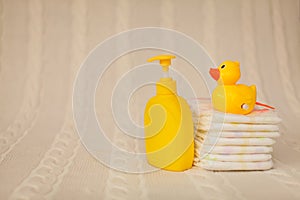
left=189, top=99, right=281, bottom=171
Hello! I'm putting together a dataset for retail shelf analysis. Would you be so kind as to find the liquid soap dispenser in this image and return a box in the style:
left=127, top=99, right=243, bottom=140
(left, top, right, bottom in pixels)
left=144, top=54, right=194, bottom=171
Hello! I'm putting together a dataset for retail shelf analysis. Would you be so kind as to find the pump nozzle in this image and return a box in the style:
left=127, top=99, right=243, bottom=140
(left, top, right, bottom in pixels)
left=147, top=54, right=176, bottom=72
left=147, top=54, right=177, bottom=94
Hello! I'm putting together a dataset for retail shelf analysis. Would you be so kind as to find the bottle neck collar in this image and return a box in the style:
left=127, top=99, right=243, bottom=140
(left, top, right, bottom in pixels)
left=156, top=78, right=177, bottom=95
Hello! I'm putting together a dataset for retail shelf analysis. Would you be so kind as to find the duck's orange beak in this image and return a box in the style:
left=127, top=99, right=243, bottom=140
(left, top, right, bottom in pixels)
left=209, top=68, right=220, bottom=81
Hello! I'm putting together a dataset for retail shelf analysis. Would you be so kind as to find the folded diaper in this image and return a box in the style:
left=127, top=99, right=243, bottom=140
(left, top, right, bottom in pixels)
left=195, top=136, right=276, bottom=146
left=196, top=122, right=279, bottom=132
left=189, top=99, right=280, bottom=121
left=195, top=131, right=280, bottom=138
left=196, top=145, right=273, bottom=155
left=197, top=153, right=272, bottom=162
left=193, top=108, right=281, bottom=124
left=196, top=159, right=273, bottom=171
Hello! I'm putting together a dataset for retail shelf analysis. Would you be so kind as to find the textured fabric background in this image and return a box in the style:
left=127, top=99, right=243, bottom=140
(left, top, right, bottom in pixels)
left=0, top=0, right=300, bottom=199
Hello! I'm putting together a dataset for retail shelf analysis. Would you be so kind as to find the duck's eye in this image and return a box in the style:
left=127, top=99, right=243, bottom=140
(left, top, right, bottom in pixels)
left=221, top=65, right=225, bottom=69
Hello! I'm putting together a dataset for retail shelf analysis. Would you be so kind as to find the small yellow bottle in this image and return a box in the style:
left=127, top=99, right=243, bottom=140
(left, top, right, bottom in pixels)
left=144, top=54, right=194, bottom=171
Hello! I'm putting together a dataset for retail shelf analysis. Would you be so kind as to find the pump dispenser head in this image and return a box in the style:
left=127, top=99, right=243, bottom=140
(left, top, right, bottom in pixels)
left=148, top=54, right=176, bottom=78
left=148, top=54, right=175, bottom=72
left=148, top=54, right=177, bottom=95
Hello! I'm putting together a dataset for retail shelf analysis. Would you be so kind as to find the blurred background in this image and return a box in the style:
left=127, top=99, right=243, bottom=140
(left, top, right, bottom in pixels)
left=0, top=0, right=299, bottom=199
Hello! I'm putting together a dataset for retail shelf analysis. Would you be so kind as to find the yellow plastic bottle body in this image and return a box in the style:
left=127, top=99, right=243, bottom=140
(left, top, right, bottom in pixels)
left=144, top=79, right=194, bottom=171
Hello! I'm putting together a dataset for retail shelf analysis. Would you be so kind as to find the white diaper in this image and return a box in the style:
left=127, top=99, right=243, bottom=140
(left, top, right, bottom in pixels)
left=195, top=153, right=272, bottom=162
left=193, top=109, right=281, bottom=124
left=196, top=122, right=279, bottom=132
left=196, top=159, right=273, bottom=171
left=195, top=131, right=280, bottom=138
left=189, top=99, right=281, bottom=124
left=196, top=145, right=273, bottom=155
left=195, top=136, right=276, bottom=146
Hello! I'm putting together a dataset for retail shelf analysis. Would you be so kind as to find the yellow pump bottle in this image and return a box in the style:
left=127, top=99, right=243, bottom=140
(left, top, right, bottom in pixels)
left=144, top=54, right=194, bottom=171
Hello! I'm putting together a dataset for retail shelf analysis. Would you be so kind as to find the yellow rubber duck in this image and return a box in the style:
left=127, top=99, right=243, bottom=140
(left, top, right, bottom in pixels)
left=209, top=61, right=256, bottom=115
